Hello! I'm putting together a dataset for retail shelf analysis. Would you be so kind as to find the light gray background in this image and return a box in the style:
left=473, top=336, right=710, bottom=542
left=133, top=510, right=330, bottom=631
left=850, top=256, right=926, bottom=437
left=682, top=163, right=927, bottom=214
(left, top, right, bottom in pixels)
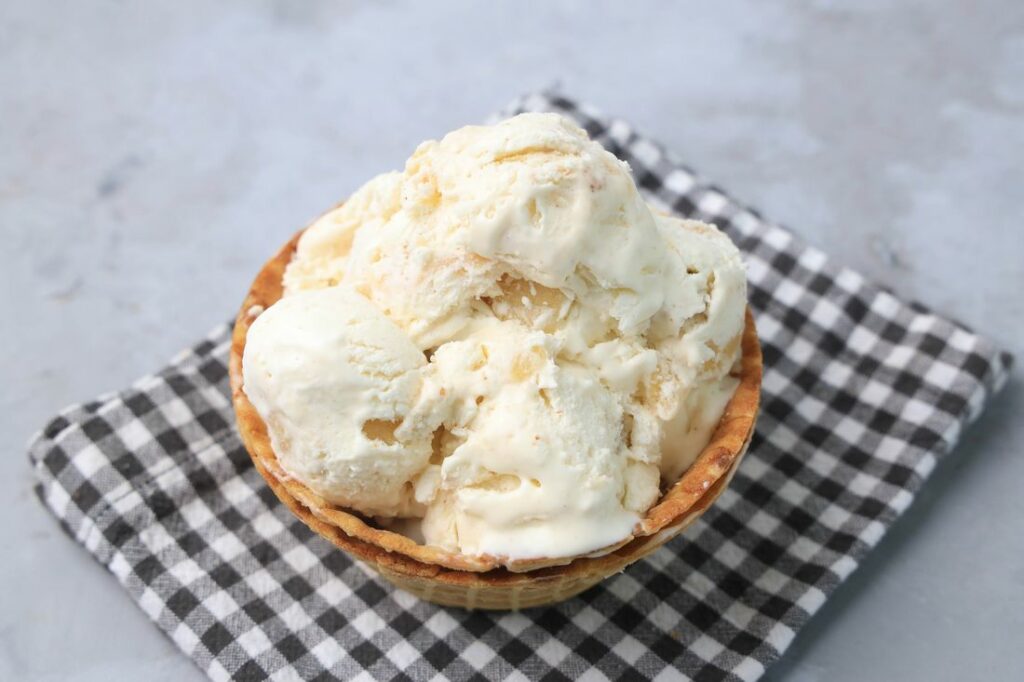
left=2, top=1, right=1022, bottom=680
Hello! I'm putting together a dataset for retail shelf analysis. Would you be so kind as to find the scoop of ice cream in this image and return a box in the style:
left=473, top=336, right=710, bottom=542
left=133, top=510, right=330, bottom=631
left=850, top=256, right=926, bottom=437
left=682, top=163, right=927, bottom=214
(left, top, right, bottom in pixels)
left=321, top=112, right=669, bottom=349
left=651, top=214, right=747, bottom=389
left=242, top=286, right=429, bottom=516
left=645, top=215, right=747, bottom=479
left=400, top=321, right=660, bottom=559
left=250, top=112, right=748, bottom=561
left=283, top=172, right=402, bottom=294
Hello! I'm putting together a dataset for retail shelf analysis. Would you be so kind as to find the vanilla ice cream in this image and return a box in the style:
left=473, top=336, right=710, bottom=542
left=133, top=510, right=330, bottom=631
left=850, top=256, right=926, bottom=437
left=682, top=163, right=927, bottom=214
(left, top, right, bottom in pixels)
left=243, top=112, right=747, bottom=561
left=242, top=286, right=429, bottom=517
left=400, top=321, right=662, bottom=559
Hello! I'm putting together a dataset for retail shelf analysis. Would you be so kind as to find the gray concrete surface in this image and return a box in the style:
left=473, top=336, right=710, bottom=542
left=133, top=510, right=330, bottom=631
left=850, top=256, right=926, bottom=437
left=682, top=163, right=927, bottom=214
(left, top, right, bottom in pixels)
left=2, top=1, right=1022, bottom=680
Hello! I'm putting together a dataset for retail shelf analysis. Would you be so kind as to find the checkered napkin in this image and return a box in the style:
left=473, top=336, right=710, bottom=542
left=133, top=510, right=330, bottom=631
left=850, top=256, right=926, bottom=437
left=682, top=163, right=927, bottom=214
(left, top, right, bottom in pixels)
left=29, top=92, right=1012, bottom=682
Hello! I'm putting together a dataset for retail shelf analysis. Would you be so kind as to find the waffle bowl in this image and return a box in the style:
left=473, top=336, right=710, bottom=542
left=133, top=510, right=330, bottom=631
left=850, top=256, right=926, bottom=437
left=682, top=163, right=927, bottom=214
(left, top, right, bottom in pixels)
left=230, top=230, right=762, bottom=610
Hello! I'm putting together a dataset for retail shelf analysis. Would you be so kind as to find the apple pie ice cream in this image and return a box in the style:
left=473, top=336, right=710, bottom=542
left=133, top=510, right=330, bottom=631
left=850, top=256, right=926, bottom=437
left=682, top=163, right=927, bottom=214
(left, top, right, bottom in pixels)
left=241, top=113, right=747, bottom=562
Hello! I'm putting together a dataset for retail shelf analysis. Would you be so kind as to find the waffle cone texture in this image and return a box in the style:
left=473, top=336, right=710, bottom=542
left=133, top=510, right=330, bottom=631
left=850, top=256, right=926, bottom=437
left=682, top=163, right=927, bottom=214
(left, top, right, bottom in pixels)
left=230, top=230, right=762, bottom=610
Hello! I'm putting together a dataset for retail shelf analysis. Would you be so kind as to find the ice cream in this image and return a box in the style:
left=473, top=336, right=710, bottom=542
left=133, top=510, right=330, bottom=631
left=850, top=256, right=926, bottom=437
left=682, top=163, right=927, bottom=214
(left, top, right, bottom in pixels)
left=241, top=286, right=429, bottom=517
left=243, top=112, right=747, bottom=561
left=402, top=321, right=662, bottom=559
left=648, top=213, right=747, bottom=480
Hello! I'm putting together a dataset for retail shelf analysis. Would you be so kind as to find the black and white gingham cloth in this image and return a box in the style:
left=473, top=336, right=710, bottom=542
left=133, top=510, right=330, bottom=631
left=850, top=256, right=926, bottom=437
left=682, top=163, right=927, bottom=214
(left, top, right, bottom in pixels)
left=29, top=92, right=1012, bottom=682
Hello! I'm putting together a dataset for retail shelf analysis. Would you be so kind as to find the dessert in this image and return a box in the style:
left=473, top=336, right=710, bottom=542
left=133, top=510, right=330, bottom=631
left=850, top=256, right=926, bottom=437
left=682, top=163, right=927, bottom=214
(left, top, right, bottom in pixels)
left=230, top=113, right=761, bottom=608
